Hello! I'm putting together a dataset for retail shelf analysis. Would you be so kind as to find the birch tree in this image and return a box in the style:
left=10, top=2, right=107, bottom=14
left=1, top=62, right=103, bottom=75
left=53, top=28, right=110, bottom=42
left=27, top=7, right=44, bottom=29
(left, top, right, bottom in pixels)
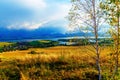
left=68, top=0, right=104, bottom=80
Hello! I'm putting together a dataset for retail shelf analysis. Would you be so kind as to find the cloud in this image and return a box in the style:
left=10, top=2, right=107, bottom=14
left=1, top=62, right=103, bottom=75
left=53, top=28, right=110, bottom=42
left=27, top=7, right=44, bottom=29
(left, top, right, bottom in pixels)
left=0, top=0, right=47, bottom=23
left=7, top=21, right=49, bottom=30
left=0, top=0, right=46, bottom=10
left=18, top=0, right=47, bottom=12
left=40, top=3, right=71, bottom=30
left=49, top=4, right=71, bottom=20
left=0, top=0, right=71, bottom=32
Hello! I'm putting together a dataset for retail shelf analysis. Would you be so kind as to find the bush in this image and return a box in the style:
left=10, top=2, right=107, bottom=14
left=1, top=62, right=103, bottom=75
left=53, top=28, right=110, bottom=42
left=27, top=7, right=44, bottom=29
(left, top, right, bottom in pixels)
left=28, top=50, right=38, bottom=54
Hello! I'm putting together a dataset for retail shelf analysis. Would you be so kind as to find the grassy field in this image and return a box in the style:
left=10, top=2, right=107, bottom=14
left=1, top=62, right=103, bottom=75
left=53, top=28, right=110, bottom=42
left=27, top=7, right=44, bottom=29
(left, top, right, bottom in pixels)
left=0, top=45, right=117, bottom=80
left=0, top=42, right=12, bottom=47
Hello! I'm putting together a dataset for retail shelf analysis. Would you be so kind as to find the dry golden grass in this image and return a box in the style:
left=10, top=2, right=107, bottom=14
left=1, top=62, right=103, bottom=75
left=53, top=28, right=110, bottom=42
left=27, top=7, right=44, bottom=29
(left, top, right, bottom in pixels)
left=0, top=46, right=112, bottom=64
left=0, top=46, right=114, bottom=80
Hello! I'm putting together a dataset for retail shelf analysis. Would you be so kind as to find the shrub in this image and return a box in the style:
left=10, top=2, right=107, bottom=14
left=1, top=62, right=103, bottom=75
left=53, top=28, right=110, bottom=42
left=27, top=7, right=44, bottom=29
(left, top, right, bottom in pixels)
left=28, top=50, right=38, bottom=54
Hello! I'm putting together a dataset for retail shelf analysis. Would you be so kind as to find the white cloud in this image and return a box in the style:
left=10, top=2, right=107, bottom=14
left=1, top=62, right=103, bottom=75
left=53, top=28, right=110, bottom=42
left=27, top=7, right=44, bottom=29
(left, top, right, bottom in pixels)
left=49, top=4, right=71, bottom=21
left=7, top=21, right=49, bottom=30
left=1, top=0, right=47, bottom=10
left=40, top=3, right=71, bottom=30
left=3, top=0, right=71, bottom=31
left=19, top=0, right=46, bottom=10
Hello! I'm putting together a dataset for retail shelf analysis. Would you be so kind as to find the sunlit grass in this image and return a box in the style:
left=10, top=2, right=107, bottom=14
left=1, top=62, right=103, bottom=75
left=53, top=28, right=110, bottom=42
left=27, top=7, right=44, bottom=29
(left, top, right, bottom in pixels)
left=38, top=40, right=51, bottom=43
left=0, top=46, right=114, bottom=80
left=0, top=42, right=12, bottom=47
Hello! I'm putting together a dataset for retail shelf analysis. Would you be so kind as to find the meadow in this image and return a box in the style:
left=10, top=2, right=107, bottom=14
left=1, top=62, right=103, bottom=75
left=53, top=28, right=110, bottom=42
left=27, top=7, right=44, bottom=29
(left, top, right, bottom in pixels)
left=0, top=43, right=114, bottom=80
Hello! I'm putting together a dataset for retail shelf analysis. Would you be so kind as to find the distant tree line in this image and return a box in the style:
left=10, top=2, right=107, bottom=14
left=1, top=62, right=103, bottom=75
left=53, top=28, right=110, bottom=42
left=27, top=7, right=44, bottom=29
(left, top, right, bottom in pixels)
left=0, top=40, right=59, bottom=52
left=59, top=38, right=113, bottom=46
left=0, top=38, right=114, bottom=53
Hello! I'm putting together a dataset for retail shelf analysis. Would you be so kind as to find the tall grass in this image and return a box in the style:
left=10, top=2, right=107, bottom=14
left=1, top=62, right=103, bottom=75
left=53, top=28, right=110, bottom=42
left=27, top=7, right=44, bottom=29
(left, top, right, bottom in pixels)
left=0, top=46, right=118, bottom=80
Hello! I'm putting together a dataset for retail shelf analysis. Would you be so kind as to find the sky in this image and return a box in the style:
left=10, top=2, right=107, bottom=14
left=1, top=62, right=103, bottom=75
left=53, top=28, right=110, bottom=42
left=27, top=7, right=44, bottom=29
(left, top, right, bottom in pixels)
left=0, top=0, right=71, bottom=33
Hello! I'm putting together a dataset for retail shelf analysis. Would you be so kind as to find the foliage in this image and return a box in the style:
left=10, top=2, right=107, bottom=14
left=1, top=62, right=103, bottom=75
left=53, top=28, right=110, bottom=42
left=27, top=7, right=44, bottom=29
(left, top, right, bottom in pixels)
left=68, top=0, right=105, bottom=80
left=100, top=0, right=120, bottom=78
left=0, top=40, right=59, bottom=52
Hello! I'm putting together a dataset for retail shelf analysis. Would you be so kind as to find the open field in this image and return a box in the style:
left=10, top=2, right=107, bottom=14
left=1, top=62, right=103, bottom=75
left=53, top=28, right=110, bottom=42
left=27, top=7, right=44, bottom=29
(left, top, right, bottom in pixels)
left=0, top=46, right=118, bottom=80
left=0, top=42, right=12, bottom=47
